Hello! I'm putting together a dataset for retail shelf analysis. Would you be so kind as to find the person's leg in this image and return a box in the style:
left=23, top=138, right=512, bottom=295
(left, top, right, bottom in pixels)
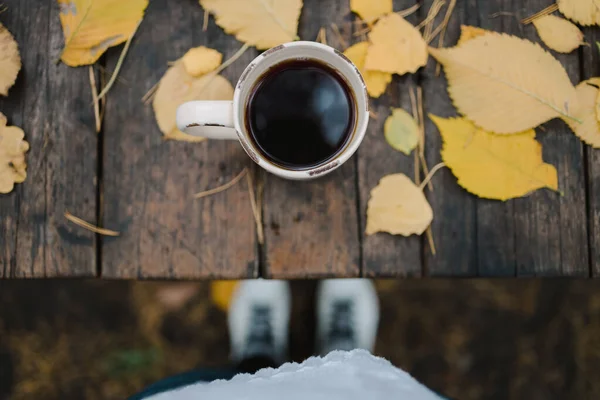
left=316, top=279, right=379, bottom=355
left=228, top=279, right=291, bottom=373
left=129, top=279, right=291, bottom=399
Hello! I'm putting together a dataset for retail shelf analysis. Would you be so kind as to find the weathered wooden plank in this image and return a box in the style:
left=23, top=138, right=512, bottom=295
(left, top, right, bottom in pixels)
left=359, top=0, right=422, bottom=278
left=581, top=25, right=600, bottom=276
left=422, top=0, right=479, bottom=276
left=0, top=0, right=97, bottom=277
left=101, top=0, right=258, bottom=278
left=262, top=0, right=360, bottom=278
left=493, top=0, right=588, bottom=276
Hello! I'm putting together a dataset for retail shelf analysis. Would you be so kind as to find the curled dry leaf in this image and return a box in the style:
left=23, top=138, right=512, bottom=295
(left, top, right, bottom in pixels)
left=430, top=32, right=578, bottom=134
left=153, top=54, right=234, bottom=142
left=0, top=113, right=29, bottom=194
left=366, top=173, right=433, bottom=236
left=199, top=0, right=302, bottom=50
left=431, top=115, right=558, bottom=200
left=533, top=15, right=584, bottom=53
left=57, top=0, right=149, bottom=66
left=0, top=23, right=21, bottom=96
left=384, top=108, right=419, bottom=155
left=343, top=42, right=391, bottom=98
left=457, top=25, right=489, bottom=45
left=563, top=78, right=600, bottom=148
left=182, top=46, right=223, bottom=77
left=350, top=0, right=392, bottom=23
left=558, top=0, right=600, bottom=26
left=364, top=13, right=428, bottom=75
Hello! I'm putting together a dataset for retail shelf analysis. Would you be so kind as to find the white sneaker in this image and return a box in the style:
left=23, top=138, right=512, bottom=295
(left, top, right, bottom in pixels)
left=228, top=279, right=291, bottom=365
left=316, top=279, right=379, bottom=355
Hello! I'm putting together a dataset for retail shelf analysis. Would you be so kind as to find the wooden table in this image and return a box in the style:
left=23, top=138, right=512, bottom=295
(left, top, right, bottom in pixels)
left=0, top=0, right=597, bottom=278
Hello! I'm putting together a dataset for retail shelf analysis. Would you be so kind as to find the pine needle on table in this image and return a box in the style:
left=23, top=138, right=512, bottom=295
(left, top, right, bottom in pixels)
left=64, top=211, right=120, bottom=236
left=203, top=11, right=209, bottom=31
left=246, top=170, right=264, bottom=245
left=96, top=19, right=142, bottom=102
left=330, top=23, right=348, bottom=49
left=193, top=168, right=248, bottom=199
left=521, top=3, right=558, bottom=24
left=88, top=66, right=101, bottom=133
left=397, top=3, right=420, bottom=18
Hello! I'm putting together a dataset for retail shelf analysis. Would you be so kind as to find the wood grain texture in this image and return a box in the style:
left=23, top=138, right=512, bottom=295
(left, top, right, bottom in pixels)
left=0, top=0, right=97, bottom=277
left=101, top=0, right=258, bottom=278
left=494, top=0, right=588, bottom=276
left=262, top=0, right=360, bottom=278
left=580, top=25, right=600, bottom=276
left=359, top=0, right=422, bottom=278
left=422, top=0, right=478, bottom=276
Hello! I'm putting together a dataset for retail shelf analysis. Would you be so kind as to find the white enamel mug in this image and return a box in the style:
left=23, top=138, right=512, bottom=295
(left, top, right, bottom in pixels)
left=176, top=41, right=369, bottom=180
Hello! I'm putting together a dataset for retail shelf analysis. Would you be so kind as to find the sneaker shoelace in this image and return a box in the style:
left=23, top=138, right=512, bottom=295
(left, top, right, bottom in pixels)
left=245, top=305, right=274, bottom=355
left=327, top=300, right=356, bottom=351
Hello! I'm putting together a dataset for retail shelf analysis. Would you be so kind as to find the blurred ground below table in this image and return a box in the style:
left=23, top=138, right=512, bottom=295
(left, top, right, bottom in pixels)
left=0, top=279, right=598, bottom=400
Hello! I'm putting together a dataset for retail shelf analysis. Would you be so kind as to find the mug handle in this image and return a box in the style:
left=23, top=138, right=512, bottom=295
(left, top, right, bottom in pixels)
left=176, top=100, right=238, bottom=140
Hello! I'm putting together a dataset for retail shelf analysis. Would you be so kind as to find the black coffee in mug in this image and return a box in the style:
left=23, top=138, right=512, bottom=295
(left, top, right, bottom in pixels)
left=246, top=59, right=356, bottom=169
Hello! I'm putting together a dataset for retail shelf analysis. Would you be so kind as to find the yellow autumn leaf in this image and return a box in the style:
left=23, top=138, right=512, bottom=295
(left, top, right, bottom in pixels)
left=199, top=0, right=302, bottom=50
left=153, top=59, right=234, bottom=142
left=457, top=25, right=489, bottom=45
left=364, top=13, right=428, bottom=75
left=57, top=0, right=148, bottom=67
left=0, top=113, right=29, bottom=194
left=0, top=23, right=21, bottom=96
left=533, top=15, right=584, bottom=53
left=343, top=42, right=391, bottom=98
left=429, top=32, right=578, bottom=134
left=431, top=115, right=558, bottom=200
left=558, top=0, right=600, bottom=26
left=211, top=280, right=239, bottom=312
left=384, top=108, right=419, bottom=155
left=563, top=79, right=600, bottom=147
left=350, top=0, right=392, bottom=23
left=182, top=46, right=223, bottom=77
left=366, top=173, right=432, bottom=236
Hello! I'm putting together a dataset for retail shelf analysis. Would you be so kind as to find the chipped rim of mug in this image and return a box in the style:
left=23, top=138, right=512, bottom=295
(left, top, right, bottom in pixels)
left=232, top=41, right=370, bottom=180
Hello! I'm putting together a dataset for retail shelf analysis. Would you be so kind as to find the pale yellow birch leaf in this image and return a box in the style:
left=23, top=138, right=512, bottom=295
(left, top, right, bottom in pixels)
left=343, top=42, right=391, bottom=98
left=57, top=0, right=148, bottom=66
left=364, top=13, right=428, bottom=75
left=533, top=15, right=584, bottom=53
left=431, top=114, right=558, bottom=200
left=350, top=0, right=392, bottom=23
left=153, top=60, right=234, bottom=142
left=182, top=46, right=222, bottom=77
left=0, top=23, right=21, bottom=96
left=366, top=173, right=433, bottom=236
left=558, top=0, right=600, bottom=26
left=429, top=32, right=578, bottom=134
left=0, top=113, right=29, bottom=194
left=563, top=78, right=600, bottom=147
left=384, top=108, right=419, bottom=154
left=199, top=0, right=302, bottom=50
left=457, top=25, right=489, bottom=45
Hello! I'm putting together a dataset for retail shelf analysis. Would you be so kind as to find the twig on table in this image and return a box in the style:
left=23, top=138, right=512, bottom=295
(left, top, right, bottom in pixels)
left=397, top=3, right=420, bottom=18
left=417, top=86, right=432, bottom=191
left=203, top=10, right=209, bottom=31
left=64, top=211, right=120, bottom=236
left=97, top=19, right=142, bottom=102
left=330, top=23, right=348, bottom=49
left=432, top=0, right=457, bottom=76
left=419, top=162, right=446, bottom=191
left=521, top=3, right=558, bottom=24
left=193, top=168, right=248, bottom=199
left=316, top=27, right=327, bottom=44
left=88, top=66, right=101, bottom=133
left=409, top=87, right=420, bottom=185
left=426, top=227, right=436, bottom=255
left=246, top=170, right=264, bottom=245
